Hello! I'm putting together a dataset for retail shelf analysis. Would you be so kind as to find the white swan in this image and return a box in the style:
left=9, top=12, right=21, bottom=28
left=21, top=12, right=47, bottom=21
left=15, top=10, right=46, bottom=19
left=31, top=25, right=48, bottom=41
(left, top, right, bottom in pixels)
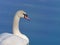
left=0, top=10, right=30, bottom=45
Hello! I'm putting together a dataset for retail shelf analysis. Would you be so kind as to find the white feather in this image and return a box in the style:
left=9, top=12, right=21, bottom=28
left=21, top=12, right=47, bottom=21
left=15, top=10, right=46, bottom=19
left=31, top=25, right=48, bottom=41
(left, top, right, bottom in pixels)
left=0, top=10, right=29, bottom=45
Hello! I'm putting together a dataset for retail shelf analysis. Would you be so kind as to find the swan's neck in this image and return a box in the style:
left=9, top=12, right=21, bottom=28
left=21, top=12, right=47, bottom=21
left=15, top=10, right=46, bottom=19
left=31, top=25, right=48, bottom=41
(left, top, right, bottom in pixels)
left=13, top=15, right=21, bottom=34
left=13, top=14, right=29, bottom=44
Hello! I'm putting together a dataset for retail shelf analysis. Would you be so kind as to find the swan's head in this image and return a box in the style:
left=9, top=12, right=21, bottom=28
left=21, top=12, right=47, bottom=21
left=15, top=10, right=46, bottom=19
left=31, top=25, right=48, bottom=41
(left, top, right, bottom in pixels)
left=16, top=10, right=30, bottom=20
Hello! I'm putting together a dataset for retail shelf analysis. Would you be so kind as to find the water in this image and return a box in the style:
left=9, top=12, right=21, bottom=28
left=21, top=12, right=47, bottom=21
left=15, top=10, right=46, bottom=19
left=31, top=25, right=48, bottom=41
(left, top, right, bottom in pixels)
left=0, top=0, right=60, bottom=45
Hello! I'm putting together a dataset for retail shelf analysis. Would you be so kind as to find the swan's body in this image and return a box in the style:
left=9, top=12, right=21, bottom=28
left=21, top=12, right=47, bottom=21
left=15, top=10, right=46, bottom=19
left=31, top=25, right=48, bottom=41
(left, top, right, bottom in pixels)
left=0, top=10, right=30, bottom=45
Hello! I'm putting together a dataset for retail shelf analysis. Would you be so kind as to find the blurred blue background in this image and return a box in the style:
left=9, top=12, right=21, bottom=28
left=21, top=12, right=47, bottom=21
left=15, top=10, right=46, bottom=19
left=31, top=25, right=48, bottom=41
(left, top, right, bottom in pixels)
left=0, top=0, right=60, bottom=45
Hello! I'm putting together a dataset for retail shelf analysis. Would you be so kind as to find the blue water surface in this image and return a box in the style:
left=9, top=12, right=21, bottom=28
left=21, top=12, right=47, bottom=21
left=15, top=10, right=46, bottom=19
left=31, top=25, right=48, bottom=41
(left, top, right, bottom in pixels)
left=0, top=0, right=60, bottom=45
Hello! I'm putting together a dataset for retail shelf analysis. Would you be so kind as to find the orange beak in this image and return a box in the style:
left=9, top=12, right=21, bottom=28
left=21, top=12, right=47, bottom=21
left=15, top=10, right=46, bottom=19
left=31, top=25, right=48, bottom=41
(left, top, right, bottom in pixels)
left=24, top=14, right=30, bottom=21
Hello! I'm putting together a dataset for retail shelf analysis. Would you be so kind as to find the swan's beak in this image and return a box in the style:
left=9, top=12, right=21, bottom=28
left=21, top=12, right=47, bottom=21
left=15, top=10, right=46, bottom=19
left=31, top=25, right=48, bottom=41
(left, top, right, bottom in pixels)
left=24, top=14, right=30, bottom=21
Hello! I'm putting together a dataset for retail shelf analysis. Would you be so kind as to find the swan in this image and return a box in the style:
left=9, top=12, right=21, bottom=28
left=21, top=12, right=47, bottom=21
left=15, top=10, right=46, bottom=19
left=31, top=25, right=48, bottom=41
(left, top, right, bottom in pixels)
left=0, top=10, right=30, bottom=45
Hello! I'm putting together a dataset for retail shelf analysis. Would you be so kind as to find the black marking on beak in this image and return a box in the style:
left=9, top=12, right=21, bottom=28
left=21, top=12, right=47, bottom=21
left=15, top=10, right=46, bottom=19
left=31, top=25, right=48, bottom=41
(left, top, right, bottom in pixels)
left=23, top=14, right=28, bottom=18
left=23, top=13, right=30, bottom=21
